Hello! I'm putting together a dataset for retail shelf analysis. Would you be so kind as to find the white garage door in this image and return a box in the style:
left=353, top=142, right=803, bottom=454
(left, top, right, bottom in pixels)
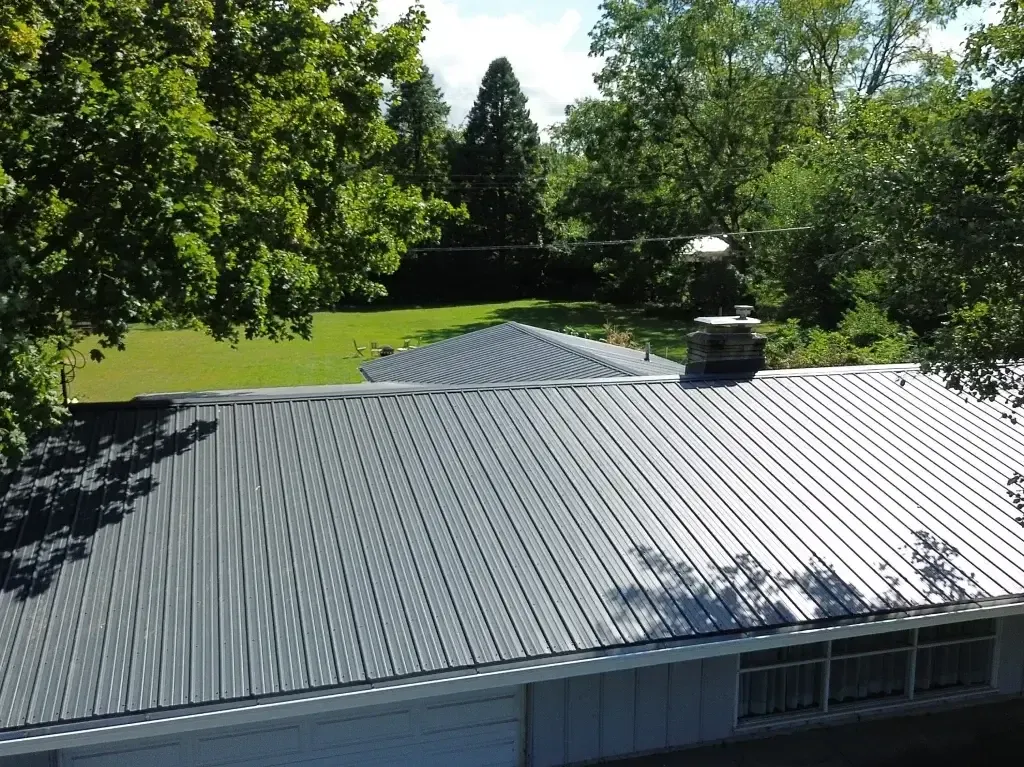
left=61, top=688, right=523, bottom=767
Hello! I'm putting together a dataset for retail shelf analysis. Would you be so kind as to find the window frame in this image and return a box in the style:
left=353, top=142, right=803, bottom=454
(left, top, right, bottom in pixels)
left=734, top=618, right=1000, bottom=728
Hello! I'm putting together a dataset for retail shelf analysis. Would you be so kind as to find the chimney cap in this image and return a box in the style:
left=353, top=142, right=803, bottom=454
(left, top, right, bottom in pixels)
left=694, top=304, right=760, bottom=329
left=694, top=315, right=761, bottom=328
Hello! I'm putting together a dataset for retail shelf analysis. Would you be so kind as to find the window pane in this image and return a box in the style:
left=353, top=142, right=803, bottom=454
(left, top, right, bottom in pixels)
left=832, top=631, right=913, bottom=657
left=740, top=642, right=827, bottom=669
left=918, top=619, right=996, bottom=645
left=739, top=662, right=824, bottom=719
left=914, top=639, right=994, bottom=694
left=828, top=650, right=910, bottom=707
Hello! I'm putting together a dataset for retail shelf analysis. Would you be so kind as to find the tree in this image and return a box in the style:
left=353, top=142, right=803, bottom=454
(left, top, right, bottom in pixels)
left=553, top=0, right=814, bottom=306
left=862, top=48, right=1024, bottom=386
left=451, top=57, right=548, bottom=295
left=778, top=0, right=962, bottom=123
left=385, top=65, right=451, bottom=198
left=832, top=0, right=1024, bottom=514
left=0, top=0, right=451, bottom=463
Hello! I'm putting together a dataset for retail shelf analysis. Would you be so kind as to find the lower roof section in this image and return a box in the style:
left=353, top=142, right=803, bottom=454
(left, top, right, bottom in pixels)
left=2, top=598, right=1023, bottom=758
left=359, top=321, right=686, bottom=384
left=2, top=366, right=1024, bottom=736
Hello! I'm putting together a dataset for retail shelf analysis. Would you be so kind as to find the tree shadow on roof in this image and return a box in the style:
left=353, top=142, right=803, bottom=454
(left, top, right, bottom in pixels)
left=877, top=530, right=987, bottom=605
left=0, top=407, right=217, bottom=601
left=604, top=533, right=986, bottom=644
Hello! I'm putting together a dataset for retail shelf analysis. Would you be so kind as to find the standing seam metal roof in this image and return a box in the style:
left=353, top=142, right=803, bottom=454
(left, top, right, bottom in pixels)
left=2, top=365, right=1024, bottom=733
left=359, top=321, right=686, bottom=384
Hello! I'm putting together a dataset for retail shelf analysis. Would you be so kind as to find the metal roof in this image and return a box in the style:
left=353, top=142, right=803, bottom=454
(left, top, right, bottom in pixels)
left=132, top=381, right=417, bottom=404
left=3, top=365, right=1024, bottom=734
left=359, top=321, right=685, bottom=384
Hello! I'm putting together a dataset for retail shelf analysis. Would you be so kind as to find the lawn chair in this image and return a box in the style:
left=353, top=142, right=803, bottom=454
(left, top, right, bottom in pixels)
left=352, top=340, right=367, bottom=357
left=398, top=339, right=417, bottom=352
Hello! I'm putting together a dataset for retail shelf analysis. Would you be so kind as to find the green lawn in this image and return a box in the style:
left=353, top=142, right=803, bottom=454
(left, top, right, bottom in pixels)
left=69, top=300, right=716, bottom=402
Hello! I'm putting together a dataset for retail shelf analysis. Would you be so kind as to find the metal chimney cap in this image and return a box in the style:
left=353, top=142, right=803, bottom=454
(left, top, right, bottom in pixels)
left=694, top=315, right=761, bottom=329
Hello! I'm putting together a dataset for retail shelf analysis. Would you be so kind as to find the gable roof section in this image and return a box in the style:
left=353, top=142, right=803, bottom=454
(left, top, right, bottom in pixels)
left=359, top=321, right=686, bottom=384
left=2, top=365, right=1024, bottom=735
left=526, top=324, right=687, bottom=375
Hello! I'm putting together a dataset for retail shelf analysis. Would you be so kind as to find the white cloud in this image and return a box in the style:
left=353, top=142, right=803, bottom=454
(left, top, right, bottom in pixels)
left=925, top=3, right=1002, bottom=55
left=375, top=1, right=601, bottom=133
left=332, top=0, right=1003, bottom=137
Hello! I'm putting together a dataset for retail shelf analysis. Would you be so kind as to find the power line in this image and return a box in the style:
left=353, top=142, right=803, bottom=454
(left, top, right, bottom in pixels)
left=407, top=225, right=813, bottom=253
left=387, top=162, right=809, bottom=185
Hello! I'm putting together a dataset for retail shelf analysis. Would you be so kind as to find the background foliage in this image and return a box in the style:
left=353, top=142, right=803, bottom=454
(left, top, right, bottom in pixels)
left=5, top=0, right=1024, bottom=459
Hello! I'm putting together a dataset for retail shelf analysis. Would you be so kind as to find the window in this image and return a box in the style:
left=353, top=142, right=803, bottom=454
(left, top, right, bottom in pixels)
left=738, top=644, right=826, bottom=719
left=737, top=619, right=997, bottom=723
left=829, top=630, right=912, bottom=708
left=915, top=620, right=997, bottom=695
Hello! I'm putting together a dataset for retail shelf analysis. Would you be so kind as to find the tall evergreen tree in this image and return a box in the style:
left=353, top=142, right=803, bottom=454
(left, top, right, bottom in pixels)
left=454, top=57, right=547, bottom=294
left=385, top=65, right=451, bottom=198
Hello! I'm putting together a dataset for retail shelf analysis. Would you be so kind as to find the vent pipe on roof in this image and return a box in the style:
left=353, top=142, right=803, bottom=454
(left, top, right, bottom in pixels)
left=686, top=304, right=766, bottom=375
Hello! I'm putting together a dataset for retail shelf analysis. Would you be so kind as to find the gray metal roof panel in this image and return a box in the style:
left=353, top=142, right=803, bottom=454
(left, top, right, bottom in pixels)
left=359, top=322, right=685, bottom=384
left=3, top=366, right=1024, bottom=732
left=522, top=323, right=686, bottom=376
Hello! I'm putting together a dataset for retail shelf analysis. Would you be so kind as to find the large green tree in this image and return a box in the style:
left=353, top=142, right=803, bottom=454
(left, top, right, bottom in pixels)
left=558, top=0, right=814, bottom=305
left=451, top=57, right=548, bottom=294
left=827, top=0, right=1024, bottom=514
left=385, top=64, right=451, bottom=198
left=859, top=7, right=1024, bottom=390
left=550, top=0, right=964, bottom=306
left=0, top=0, right=450, bottom=462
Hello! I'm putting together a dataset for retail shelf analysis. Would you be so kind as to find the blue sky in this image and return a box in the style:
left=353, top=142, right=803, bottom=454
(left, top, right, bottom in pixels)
left=374, top=0, right=999, bottom=133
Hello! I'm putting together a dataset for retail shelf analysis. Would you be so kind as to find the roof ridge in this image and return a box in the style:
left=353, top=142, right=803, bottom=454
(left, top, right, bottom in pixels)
left=359, top=321, right=513, bottom=381
left=507, top=321, right=641, bottom=376
left=74, top=363, right=925, bottom=409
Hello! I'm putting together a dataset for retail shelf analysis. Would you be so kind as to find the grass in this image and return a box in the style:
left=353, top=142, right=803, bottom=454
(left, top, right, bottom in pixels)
left=68, top=299, right=753, bottom=402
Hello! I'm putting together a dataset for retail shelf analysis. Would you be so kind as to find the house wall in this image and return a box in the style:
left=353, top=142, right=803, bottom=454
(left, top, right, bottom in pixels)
left=50, top=688, right=523, bottom=767
left=528, top=615, right=1024, bottom=767
left=0, top=755, right=55, bottom=767
left=4, top=617, right=1023, bottom=767
left=527, top=656, right=735, bottom=767
left=997, top=614, right=1024, bottom=694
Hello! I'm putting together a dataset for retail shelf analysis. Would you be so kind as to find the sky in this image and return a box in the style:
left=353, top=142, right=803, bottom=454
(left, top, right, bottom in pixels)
left=370, top=0, right=1002, bottom=134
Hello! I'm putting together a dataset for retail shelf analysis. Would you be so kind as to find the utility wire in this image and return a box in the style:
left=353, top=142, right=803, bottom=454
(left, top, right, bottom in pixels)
left=408, top=225, right=812, bottom=253
left=386, top=163, right=809, bottom=186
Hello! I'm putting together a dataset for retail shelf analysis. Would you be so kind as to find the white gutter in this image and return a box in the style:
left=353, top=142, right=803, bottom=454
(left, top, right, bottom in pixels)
left=2, top=599, right=1022, bottom=757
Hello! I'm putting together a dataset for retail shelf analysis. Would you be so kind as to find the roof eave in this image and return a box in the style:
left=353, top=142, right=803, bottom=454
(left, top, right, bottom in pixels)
left=3, top=595, right=1021, bottom=758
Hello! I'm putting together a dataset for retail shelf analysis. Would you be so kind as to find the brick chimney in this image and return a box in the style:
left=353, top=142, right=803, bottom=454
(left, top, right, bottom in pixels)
left=686, top=305, right=766, bottom=375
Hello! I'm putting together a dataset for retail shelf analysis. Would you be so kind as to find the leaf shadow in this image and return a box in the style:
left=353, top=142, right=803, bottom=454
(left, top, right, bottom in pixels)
left=0, top=407, right=218, bottom=601
left=605, top=529, right=986, bottom=643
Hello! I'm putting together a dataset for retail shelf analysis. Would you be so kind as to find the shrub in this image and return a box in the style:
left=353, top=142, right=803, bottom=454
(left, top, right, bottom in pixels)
left=838, top=299, right=906, bottom=347
left=603, top=323, right=638, bottom=349
left=767, top=301, right=916, bottom=369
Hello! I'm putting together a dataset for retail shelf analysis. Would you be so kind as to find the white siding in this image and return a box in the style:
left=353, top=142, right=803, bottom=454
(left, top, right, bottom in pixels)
left=0, top=755, right=55, bottom=767
left=60, top=689, right=522, bottom=767
left=528, top=616, right=1024, bottom=766
left=527, top=658, right=734, bottom=767
left=699, top=655, right=737, bottom=742
left=998, top=614, right=1024, bottom=695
